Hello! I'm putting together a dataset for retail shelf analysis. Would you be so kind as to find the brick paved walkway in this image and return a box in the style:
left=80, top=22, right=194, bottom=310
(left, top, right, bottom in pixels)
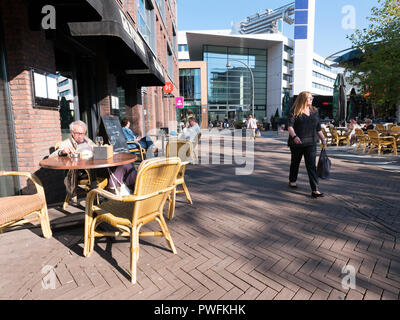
left=1, top=135, right=400, bottom=300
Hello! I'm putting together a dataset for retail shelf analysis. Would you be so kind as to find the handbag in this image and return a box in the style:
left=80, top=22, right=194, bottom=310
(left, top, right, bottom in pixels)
left=108, top=169, right=132, bottom=196
left=317, top=148, right=331, bottom=179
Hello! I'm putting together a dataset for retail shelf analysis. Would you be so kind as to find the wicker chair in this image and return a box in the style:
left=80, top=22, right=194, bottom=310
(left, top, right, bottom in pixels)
left=192, top=132, right=202, bottom=164
left=165, top=140, right=193, bottom=220
left=0, top=171, right=52, bottom=238
left=367, top=129, right=397, bottom=155
left=389, top=126, right=400, bottom=147
left=387, top=124, right=395, bottom=131
left=354, top=128, right=369, bottom=152
left=322, top=127, right=333, bottom=145
left=55, top=143, right=108, bottom=210
left=329, top=127, right=349, bottom=146
left=126, top=141, right=146, bottom=161
left=83, top=157, right=181, bottom=283
left=375, top=123, right=385, bottom=134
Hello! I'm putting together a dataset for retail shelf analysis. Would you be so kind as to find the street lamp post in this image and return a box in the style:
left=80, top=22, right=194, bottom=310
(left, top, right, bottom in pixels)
left=226, top=59, right=255, bottom=118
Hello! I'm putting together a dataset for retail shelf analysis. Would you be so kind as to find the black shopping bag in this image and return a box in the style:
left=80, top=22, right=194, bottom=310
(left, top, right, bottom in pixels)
left=317, top=148, right=331, bottom=179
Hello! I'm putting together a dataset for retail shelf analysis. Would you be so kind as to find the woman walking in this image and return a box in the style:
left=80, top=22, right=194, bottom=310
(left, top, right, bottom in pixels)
left=287, top=91, right=327, bottom=198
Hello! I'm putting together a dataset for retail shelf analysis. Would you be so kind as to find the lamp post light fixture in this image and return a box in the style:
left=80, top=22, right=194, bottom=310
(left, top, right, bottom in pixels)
left=226, top=59, right=255, bottom=118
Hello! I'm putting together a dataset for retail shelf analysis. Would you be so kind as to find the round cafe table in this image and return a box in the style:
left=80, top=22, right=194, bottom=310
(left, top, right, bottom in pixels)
left=39, top=153, right=137, bottom=189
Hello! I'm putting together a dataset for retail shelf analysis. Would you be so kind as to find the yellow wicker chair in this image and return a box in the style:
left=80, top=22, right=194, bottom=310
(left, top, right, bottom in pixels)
left=367, top=129, right=397, bottom=155
left=322, top=127, right=333, bottom=145
left=83, top=157, right=181, bottom=283
left=127, top=141, right=146, bottom=161
left=354, top=128, right=370, bottom=152
left=375, top=123, right=385, bottom=134
left=329, top=127, right=349, bottom=146
left=389, top=126, right=400, bottom=147
left=54, top=143, right=108, bottom=210
left=165, top=140, right=193, bottom=220
left=387, top=124, right=395, bottom=131
left=192, top=132, right=202, bottom=164
left=0, top=171, right=52, bottom=238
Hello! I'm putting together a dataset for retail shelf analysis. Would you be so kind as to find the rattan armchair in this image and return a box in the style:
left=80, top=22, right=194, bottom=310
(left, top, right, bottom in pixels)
left=367, top=129, right=397, bottom=155
left=322, top=127, right=333, bottom=145
left=165, top=140, right=193, bottom=220
left=83, top=157, right=181, bottom=283
left=329, top=127, right=349, bottom=146
left=390, top=126, right=400, bottom=146
left=0, top=171, right=52, bottom=238
left=192, top=132, right=202, bottom=164
left=126, top=141, right=146, bottom=161
left=354, top=128, right=369, bottom=152
left=375, top=123, right=385, bottom=134
left=54, top=143, right=108, bottom=210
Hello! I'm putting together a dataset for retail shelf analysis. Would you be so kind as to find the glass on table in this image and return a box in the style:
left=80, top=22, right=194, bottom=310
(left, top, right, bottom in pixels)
left=95, top=136, right=104, bottom=146
left=109, top=136, right=116, bottom=146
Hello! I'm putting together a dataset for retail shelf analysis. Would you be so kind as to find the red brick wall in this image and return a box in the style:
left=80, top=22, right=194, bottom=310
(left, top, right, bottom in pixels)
left=1, top=0, right=61, bottom=175
left=125, top=0, right=179, bottom=135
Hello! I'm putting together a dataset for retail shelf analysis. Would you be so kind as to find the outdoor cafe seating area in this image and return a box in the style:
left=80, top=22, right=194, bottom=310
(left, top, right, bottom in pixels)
left=0, top=127, right=201, bottom=284
left=322, top=122, right=400, bottom=156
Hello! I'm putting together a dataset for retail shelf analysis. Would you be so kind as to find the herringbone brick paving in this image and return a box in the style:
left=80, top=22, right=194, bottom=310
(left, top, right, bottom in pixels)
left=1, top=135, right=400, bottom=300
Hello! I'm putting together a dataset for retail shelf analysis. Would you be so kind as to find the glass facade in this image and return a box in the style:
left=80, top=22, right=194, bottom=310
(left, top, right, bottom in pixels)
left=0, top=33, right=18, bottom=196
left=203, top=45, right=267, bottom=122
left=178, top=68, right=202, bottom=126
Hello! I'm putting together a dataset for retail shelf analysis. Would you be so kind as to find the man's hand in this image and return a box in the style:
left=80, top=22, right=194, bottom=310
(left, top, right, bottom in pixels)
left=60, top=146, right=74, bottom=156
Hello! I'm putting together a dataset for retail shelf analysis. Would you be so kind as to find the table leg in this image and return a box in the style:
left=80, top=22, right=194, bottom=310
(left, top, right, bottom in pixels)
left=88, top=169, right=98, bottom=189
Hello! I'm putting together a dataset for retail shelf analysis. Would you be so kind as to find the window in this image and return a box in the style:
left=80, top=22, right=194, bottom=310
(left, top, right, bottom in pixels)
left=284, top=45, right=293, bottom=55
left=172, top=23, right=177, bottom=56
left=312, top=71, right=335, bottom=83
left=57, top=79, right=69, bottom=87
left=283, top=60, right=293, bottom=69
left=155, top=0, right=165, bottom=22
left=137, top=0, right=156, bottom=52
left=167, top=42, right=174, bottom=79
left=283, top=74, right=292, bottom=82
left=59, top=89, right=71, bottom=97
left=179, top=44, right=188, bottom=52
left=313, top=59, right=332, bottom=72
left=312, top=82, right=333, bottom=93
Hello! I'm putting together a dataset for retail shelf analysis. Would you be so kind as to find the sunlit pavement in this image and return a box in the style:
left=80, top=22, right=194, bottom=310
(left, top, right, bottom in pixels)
left=1, top=134, right=400, bottom=300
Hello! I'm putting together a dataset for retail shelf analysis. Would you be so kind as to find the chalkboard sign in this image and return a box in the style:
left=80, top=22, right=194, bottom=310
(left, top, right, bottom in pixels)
left=98, top=115, right=130, bottom=153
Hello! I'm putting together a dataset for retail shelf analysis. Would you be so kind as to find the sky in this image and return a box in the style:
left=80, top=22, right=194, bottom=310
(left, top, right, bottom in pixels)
left=177, top=0, right=380, bottom=59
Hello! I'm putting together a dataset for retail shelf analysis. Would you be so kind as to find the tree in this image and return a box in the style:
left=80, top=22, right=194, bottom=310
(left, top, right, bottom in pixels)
left=345, top=0, right=400, bottom=120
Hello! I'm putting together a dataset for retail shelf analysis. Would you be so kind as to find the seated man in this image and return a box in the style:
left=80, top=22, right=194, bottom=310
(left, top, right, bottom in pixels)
left=362, top=118, right=374, bottom=133
left=179, top=117, right=201, bottom=143
left=50, top=120, right=137, bottom=196
left=121, top=118, right=158, bottom=156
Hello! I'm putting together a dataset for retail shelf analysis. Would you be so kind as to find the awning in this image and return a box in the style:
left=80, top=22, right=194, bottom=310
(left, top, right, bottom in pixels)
left=125, top=45, right=165, bottom=86
left=27, top=0, right=103, bottom=29
left=68, top=0, right=164, bottom=85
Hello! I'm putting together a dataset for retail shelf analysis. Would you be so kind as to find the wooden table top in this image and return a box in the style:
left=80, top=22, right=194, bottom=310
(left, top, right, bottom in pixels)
left=39, top=153, right=137, bottom=170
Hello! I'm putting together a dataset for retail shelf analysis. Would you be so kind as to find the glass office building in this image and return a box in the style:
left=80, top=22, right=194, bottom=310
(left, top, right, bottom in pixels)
left=179, top=68, right=202, bottom=125
left=203, top=45, right=267, bottom=123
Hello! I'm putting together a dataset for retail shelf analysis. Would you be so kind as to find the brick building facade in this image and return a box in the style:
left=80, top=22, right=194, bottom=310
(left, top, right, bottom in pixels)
left=0, top=0, right=178, bottom=200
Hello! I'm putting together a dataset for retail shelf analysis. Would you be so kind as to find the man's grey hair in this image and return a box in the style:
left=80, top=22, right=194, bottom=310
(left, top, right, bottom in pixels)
left=69, top=120, right=87, bottom=132
left=365, top=118, right=372, bottom=123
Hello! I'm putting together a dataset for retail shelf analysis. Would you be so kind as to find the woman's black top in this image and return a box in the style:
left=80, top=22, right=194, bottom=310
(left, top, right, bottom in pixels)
left=287, top=110, right=321, bottom=147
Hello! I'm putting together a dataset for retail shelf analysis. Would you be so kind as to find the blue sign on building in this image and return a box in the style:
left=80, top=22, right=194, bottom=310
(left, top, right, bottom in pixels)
left=295, top=0, right=308, bottom=10
left=294, top=0, right=309, bottom=40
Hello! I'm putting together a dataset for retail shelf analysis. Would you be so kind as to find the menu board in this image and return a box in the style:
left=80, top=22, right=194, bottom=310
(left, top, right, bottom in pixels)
left=98, top=115, right=130, bottom=153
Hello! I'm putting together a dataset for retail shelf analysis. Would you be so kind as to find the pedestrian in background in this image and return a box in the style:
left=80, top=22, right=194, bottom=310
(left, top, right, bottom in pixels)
left=246, top=114, right=257, bottom=140
left=287, top=91, right=327, bottom=198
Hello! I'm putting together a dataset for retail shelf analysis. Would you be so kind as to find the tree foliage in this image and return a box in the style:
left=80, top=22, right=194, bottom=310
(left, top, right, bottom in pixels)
left=345, top=0, right=400, bottom=114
